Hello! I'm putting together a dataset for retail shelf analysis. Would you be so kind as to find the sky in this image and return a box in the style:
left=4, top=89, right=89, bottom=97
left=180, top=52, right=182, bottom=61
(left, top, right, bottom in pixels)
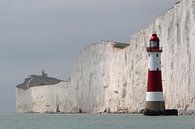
left=0, top=0, right=175, bottom=112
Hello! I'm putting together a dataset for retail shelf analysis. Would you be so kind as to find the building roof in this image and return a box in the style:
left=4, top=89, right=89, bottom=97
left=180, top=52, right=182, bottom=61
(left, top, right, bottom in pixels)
left=16, top=71, right=61, bottom=90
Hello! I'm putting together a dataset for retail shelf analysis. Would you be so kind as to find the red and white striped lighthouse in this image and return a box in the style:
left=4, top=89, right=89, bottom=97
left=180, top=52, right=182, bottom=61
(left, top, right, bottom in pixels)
left=144, top=34, right=165, bottom=115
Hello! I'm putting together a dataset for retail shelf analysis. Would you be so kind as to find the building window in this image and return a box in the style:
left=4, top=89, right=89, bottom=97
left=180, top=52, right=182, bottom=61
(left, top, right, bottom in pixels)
left=156, top=54, right=159, bottom=57
left=157, top=68, right=159, bottom=71
left=150, top=41, right=158, bottom=47
left=148, top=54, right=150, bottom=57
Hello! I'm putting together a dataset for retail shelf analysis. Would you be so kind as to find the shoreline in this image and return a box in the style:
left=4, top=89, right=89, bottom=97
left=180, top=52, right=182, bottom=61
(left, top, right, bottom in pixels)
left=15, top=110, right=195, bottom=116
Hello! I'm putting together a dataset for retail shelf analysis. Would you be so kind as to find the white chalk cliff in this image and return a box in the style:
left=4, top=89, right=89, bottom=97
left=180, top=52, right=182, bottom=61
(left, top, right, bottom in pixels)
left=16, top=0, right=195, bottom=113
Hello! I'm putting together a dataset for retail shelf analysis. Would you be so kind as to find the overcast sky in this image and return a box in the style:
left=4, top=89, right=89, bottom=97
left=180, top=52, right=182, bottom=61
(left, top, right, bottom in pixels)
left=0, top=0, right=174, bottom=112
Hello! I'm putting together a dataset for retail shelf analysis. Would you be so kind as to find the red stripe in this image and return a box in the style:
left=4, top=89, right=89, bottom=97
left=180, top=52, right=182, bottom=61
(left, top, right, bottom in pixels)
left=147, top=71, right=163, bottom=92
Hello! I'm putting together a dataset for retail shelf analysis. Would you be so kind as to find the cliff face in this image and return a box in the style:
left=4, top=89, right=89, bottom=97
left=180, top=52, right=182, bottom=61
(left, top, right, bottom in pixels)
left=129, top=0, right=195, bottom=111
left=70, top=42, right=137, bottom=113
left=16, top=81, right=77, bottom=113
left=71, top=0, right=195, bottom=112
left=70, top=0, right=195, bottom=113
left=16, top=0, right=195, bottom=113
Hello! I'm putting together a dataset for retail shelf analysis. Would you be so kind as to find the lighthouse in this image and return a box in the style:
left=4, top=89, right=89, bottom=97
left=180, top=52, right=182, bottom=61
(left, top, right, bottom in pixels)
left=144, top=34, right=165, bottom=115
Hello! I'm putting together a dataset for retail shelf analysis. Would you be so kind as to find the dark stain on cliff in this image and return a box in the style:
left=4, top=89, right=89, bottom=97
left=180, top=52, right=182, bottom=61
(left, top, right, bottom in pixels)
left=112, top=43, right=129, bottom=49
left=122, top=83, right=127, bottom=98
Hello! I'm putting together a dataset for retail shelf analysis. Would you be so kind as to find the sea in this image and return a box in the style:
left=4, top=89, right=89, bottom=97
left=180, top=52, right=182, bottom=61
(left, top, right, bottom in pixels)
left=0, top=113, right=194, bottom=129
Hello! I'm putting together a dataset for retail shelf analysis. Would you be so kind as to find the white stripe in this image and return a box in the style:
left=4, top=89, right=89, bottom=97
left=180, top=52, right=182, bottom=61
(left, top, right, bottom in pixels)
left=27, top=77, right=34, bottom=89
left=146, top=92, right=164, bottom=101
left=148, top=52, right=161, bottom=71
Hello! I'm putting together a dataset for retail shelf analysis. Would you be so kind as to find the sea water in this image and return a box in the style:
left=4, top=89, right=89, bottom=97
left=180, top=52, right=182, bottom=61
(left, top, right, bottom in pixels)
left=0, top=113, right=194, bottom=129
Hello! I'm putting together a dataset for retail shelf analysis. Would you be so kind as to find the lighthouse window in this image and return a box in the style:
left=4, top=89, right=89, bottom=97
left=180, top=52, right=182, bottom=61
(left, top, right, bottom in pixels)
left=150, top=41, right=158, bottom=47
left=156, top=54, right=159, bottom=57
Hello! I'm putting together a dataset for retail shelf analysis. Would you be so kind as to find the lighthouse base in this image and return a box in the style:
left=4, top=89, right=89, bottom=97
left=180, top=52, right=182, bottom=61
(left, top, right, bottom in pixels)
left=144, top=109, right=178, bottom=116
left=144, top=109, right=165, bottom=116
left=144, top=101, right=178, bottom=116
left=144, top=101, right=165, bottom=116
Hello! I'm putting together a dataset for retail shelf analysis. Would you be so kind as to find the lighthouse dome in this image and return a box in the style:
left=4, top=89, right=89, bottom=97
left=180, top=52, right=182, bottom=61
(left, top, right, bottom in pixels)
left=150, top=34, right=159, bottom=41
